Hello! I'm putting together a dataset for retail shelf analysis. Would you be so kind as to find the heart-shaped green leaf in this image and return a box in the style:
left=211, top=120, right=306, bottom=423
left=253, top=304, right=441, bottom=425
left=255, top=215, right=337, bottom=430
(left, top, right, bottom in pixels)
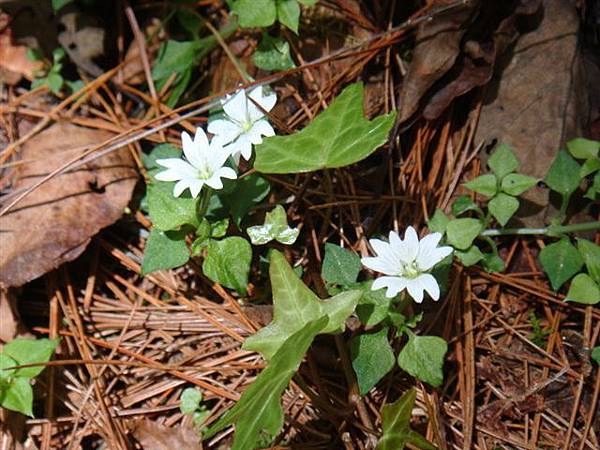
left=254, top=83, right=396, bottom=173
left=351, top=328, right=394, bottom=395
left=243, top=250, right=360, bottom=360
left=202, top=237, right=252, bottom=294
left=565, top=273, right=600, bottom=304
left=397, top=331, right=447, bottom=387
left=539, top=238, right=584, bottom=291
left=464, top=174, right=497, bottom=196
left=488, top=193, right=519, bottom=226
left=501, top=173, right=538, bottom=196
left=446, top=218, right=482, bottom=250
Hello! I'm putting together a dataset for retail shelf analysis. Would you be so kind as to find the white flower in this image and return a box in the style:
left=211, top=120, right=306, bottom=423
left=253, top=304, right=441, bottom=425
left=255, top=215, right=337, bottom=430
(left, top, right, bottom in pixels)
left=361, top=227, right=453, bottom=303
left=155, top=128, right=237, bottom=198
left=207, top=85, right=276, bottom=161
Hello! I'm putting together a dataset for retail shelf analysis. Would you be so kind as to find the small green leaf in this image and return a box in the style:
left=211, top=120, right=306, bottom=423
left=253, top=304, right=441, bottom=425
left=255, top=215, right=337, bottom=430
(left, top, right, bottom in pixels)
left=427, top=209, right=449, bottom=234
left=501, top=173, right=538, bottom=196
left=255, top=83, right=396, bottom=173
left=0, top=354, right=17, bottom=379
left=52, top=0, right=73, bottom=12
left=351, top=328, right=394, bottom=396
left=585, top=172, right=600, bottom=200
left=221, top=174, right=270, bottom=226
left=567, top=138, right=599, bottom=160
left=252, top=33, right=295, bottom=71
left=180, top=388, right=203, bottom=415
left=580, top=158, right=600, bottom=178
left=464, top=174, right=497, bottom=197
left=451, top=195, right=479, bottom=216
left=243, top=251, right=360, bottom=360
left=147, top=182, right=199, bottom=231
left=232, top=0, right=277, bottom=28
left=276, top=0, right=300, bottom=33
left=577, top=238, right=600, bottom=284
left=592, top=347, right=600, bottom=365
left=3, top=338, right=59, bottom=379
left=202, top=237, right=252, bottom=294
left=376, top=388, right=437, bottom=450
left=322, top=243, right=361, bottom=286
left=141, top=229, right=189, bottom=275
left=488, top=193, right=519, bottom=226
left=455, top=245, right=484, bottom=267
left=192, top=409, right=211, bottom=427
left=247, top=205, right=298, bottom=245
left=211, top=218, right=230, bottom=238
left=205, top=317, right=327, bottom=450
left=488, top=144, right=519, bottom=180
left=152, top=40, right=199, bottom=82
left=446, top=218, right=482, bottom=250
left=482, top=252, right=504, bottom=273
left=539, top=238, right=584, bottom=291
left=0, top=378, right=34, bottom=417
left=397, top=332, right=447, bottom=387
left=355, top=281, right=393, bottom=327
left=565, top=273, right=600, bottom=304
left=544, top=150, right=582, bottom=197
left=46, top=73, right=63, bottom=94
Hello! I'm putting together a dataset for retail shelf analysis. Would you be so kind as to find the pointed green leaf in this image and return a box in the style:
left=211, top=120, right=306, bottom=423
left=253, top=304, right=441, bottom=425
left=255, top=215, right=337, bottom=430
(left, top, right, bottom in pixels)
left=567, top=137, right=599, bottom=160
left=180, top=388, right=203, bottom=415
left=147, top=182, right=200, bottom=231
left=1, top=378, right=34, bottom=417
left=539, top=238, right=584, bottom=291
left=141, top=229, right=189, bottom=275
left=501, top=173, right=538, bottom=196
left=451, top=195, right=479, bottom=216
left=253, top=33, right=295, bottom=71
left=580, top=158, right=600, bottom=178
left=0, top=354, right=17, bottom=379
left=243, top=251, right=360, bottom=360
left=247, top=205, right=298, bottom=245
left=585, top=172, right=600, bottom=200
left=446, top=218, right=482, bottom=250
left=322, top=243, right=361, bottom=286
left=464, top=174, right=497, bottom=197
left=351, top=328, right=395, bottom=395
left=482, top=252, right=505, bottom=273
left=205, top=317, right=327, bottom=449
left=232, top=0, right=277, bottom=28
left=255, top=83, right=396, bottom=173
left=565, top=273, right=600, bottom=304
left=355, top=281, right=394, bottom=327
left=488, top=193, right=519, bottom=226
left=577, top=238, right=600, bottom=284
left=376, top=388, right=437, bottom=450
left=544, top=150, right=582, bottom=197
left=488, top=144, right=519, bottom=180
left=455, top=245, right=484, bottom=267
left=3, top=338, right=59, bottom=378
left=427, top=209, right=449, bottom=234
left=397, top=332, right=447, bottom=387
left=202, top=237, right=252, bottom=294
left=276, top=0, right=300, bottom=33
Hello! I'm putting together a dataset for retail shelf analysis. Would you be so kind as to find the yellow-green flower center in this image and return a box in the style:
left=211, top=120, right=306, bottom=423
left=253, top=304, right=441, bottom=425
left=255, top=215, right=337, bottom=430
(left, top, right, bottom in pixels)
left=402, top=261, right=420, bottom=279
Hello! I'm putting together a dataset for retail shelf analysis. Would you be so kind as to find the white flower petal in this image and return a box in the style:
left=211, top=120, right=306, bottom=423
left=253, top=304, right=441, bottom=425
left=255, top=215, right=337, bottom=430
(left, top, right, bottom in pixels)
left=361, top=256, right=398, bottom=276
left=223, top=89, right=248, bottom=123
left=204, top=175, right=223, bottom=190
left=416, top=273, right=440, bottom=301
left=251, top=119, right=275, bottom=139
left=402, top=226, right=419, bottom=262
left=188, top=179, right=205, bottom=198
left=217, top=166, right=237, bottom=180
left=155, top=158, right=197, bottom=180
left=236, top=135, right=254, bottom=160
left=248, top=86, right=276, bottom=121
left=418, top=244, right=453, bottom=271
left=207, top=145, right=230, bottom=171
left=208, top=119, right=242, bottom=145
left=173, top=179, right=192, bottom=197
left=405, top=278, right=425, bottom=303
left=372, top=276, right=407, bottom=298
left=182, top=128, right=209, bottom=168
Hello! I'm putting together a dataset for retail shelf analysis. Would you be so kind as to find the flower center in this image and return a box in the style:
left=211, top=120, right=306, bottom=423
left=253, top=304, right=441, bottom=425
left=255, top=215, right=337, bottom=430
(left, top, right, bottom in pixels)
left=242, top=120, right=253, bottom=132
left=401, top=261, right=420, bottom=279
left=197, top=166, right=213, bottom=180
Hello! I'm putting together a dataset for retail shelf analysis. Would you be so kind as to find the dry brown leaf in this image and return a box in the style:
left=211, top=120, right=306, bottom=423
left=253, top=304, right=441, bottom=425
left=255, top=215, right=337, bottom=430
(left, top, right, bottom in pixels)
left=395, top=2, right=476, bottom=124
left=132, top=420, right=202, bottom=450
left=0, top=122, right=137, bottom=287
left=0, top=12, right=44, bottom=85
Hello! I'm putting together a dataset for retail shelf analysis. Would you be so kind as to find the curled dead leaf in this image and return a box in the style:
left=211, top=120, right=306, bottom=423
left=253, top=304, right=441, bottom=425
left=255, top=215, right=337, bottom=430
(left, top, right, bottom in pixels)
left=132, top=419, right=202, bottom=450
left=0, top=122, right=137, bottom=287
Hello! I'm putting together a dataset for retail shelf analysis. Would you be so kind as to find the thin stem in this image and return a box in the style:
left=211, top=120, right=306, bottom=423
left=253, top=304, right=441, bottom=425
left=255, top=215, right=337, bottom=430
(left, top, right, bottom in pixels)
left=196, top=187, right=213, bottom=222
left=481, top=220, right=600, bottom=237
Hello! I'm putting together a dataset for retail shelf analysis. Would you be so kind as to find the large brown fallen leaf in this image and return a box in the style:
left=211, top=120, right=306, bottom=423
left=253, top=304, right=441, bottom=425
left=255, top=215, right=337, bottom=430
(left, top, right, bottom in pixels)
left=0, top=122, right=137, bottom=287
left=132, top=420, right=202, bottom=450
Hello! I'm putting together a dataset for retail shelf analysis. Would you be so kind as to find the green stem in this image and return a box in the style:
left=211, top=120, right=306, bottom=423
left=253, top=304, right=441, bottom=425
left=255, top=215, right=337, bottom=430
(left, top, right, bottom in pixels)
left=196, top=187, right=213, bottom=222
left=480, top=220, right=600, bottom=237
